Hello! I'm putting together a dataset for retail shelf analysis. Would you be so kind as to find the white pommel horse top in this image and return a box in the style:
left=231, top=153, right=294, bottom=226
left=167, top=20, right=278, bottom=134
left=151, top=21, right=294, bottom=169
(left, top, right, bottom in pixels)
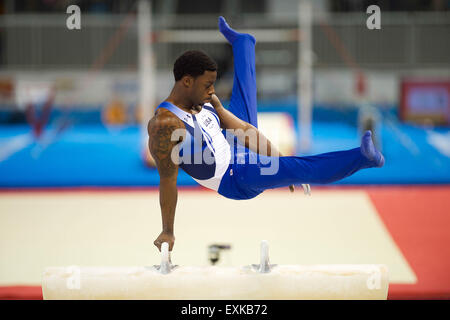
left=42, top=241, right=389, bottom=300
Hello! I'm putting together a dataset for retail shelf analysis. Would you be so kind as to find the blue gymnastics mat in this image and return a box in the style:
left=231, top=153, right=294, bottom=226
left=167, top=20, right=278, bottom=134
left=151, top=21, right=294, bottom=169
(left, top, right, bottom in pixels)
left=0, top=119, right=449, bottom=188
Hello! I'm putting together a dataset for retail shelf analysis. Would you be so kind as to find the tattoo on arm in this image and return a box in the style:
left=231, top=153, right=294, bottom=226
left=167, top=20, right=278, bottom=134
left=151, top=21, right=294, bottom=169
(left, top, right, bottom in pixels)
left=148, top=118, right=180, bottom=178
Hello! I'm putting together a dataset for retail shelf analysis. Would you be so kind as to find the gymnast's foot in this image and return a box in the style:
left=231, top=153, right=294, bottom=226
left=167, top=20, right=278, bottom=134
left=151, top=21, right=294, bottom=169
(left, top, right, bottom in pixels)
left=360, top=130, right=385, bottom=167
left=218, top=16, right=255, bottom=44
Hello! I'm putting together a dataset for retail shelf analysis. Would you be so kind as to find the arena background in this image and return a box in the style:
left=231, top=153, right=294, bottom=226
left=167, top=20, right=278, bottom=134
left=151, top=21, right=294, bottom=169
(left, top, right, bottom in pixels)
left=0, top=0, right=449, bottom=300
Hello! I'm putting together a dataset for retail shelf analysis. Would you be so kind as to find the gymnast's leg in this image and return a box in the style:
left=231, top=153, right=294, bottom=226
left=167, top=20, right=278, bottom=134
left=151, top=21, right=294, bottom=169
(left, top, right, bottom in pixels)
left=235, top=131, right=385, bottom=192
left=217, top=17, right=384, bottom=197
left=219, top=16, right=258, bottom=128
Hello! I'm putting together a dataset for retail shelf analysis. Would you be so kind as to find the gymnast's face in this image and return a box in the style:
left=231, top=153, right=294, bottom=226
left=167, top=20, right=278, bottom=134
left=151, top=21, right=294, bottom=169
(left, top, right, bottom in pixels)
left=189, top=70, right=217, bottom=106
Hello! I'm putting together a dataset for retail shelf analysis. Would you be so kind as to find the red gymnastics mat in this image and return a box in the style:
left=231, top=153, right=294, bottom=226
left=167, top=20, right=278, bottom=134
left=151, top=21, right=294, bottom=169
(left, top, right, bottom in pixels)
left=367, top=186, right=450, bottom=299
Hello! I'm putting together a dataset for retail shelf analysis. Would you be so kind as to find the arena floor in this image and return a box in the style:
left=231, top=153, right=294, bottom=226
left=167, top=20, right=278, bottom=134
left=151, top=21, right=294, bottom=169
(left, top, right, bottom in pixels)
left=1, top=186, right=449, bottom=299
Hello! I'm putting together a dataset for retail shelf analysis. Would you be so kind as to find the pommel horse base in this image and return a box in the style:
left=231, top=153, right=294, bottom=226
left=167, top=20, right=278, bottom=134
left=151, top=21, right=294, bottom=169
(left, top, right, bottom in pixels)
left=42, top=241, right=389, bottom=300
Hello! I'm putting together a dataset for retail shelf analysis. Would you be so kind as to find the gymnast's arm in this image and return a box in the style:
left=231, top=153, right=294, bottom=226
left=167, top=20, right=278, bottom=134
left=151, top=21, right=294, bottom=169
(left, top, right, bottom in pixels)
left=210, top=94, right=281, bottom=157
left=147, top=112, right=184, bottom=252
left=211, top=94, right=295, bottom=192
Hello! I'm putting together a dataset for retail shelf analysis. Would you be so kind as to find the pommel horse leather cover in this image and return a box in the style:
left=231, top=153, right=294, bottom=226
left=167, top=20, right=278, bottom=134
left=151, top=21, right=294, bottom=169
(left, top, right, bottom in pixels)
left=42, top=264, right=389, bottom=300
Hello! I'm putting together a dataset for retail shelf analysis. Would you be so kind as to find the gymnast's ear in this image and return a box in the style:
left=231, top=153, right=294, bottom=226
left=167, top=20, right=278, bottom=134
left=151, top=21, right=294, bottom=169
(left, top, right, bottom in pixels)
left=181, top=75, right=194, bottom=88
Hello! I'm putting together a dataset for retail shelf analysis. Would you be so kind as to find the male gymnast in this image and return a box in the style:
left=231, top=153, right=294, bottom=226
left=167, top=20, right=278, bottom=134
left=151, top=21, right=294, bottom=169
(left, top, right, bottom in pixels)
left=148, top=17, right=384, bottom=252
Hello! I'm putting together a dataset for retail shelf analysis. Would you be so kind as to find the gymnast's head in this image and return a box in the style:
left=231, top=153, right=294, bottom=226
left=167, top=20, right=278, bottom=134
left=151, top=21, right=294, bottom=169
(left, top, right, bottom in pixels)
left=173, top=50, right=218, bottom=106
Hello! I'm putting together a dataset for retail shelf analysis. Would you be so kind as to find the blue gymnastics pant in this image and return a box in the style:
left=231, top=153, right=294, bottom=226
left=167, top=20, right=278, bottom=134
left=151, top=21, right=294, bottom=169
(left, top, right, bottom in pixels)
left=217, top=34, right=374, bottom=200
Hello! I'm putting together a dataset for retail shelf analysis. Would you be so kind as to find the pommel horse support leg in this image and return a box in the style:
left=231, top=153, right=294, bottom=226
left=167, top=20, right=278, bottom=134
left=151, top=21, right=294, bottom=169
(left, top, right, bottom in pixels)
left=42, top=241, right=389, bottom=300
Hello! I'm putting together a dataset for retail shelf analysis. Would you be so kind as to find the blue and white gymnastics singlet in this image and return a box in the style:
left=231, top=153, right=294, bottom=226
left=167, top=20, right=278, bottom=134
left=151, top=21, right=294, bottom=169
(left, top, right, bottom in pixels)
left=155, top=101, right=231, bottom=191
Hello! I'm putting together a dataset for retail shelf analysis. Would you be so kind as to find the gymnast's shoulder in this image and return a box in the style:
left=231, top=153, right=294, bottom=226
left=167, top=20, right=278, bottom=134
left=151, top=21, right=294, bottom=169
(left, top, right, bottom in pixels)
left=147, top=107, right=184, bottom=137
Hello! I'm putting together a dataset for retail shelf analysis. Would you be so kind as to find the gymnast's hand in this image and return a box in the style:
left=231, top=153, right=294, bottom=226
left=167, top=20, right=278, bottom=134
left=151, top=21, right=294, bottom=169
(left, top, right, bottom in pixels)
left=209, top=93, right=222, bottom=110
left=154, top=231, right=175, bottom=252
